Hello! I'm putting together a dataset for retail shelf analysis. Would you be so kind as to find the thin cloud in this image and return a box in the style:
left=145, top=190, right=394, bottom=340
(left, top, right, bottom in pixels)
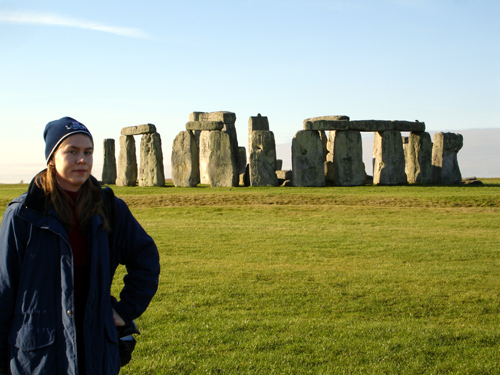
left=0, top=10, right=150, bottom=39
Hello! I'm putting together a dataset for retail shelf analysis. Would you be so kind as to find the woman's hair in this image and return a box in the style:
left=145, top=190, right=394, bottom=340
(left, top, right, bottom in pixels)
left=35, top=165, right=110, bottom=232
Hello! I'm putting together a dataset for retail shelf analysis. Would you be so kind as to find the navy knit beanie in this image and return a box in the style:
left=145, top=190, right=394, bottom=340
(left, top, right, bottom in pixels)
left=43, top=117, right=93, bottom=164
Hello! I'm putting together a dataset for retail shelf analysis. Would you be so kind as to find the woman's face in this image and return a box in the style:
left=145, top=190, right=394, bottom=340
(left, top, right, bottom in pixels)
left=50, top=134, right=93, bottom=192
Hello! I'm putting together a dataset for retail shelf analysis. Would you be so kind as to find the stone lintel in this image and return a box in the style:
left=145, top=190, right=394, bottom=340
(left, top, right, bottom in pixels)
left=186, top=121, right=224, bottom=131
left=189, top=111, right=236, bottom=124
left=121, top=124, right=156, bottom=136
left=349, top=120, right=425, bottom=132
left=303, top=120, right=350, bottom=131
left=249, top=114, right=269, bottom=131
left=303, top=115, right=349, bottom=130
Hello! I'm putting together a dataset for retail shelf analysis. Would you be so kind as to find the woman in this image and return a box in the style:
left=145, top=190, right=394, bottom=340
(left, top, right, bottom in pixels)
left=0, top=117, right=160, bottom=375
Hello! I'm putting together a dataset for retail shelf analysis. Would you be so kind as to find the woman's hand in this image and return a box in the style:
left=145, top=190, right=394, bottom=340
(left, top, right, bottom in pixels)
left=113, top=308, right=125, bottom=326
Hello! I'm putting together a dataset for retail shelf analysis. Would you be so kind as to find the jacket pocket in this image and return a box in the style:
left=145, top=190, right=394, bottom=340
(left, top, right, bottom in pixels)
left=8, top=325, right=56, bottom=351
left=104, top=319, right=118, bottom=344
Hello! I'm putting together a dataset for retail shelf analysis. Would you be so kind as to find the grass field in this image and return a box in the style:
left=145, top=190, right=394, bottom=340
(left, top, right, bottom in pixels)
left=1, top=180, right=499, bottom=374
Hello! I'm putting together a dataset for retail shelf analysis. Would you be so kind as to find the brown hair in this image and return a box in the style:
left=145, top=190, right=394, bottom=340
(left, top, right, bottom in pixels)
left=36, top=166, right=110, bottom=233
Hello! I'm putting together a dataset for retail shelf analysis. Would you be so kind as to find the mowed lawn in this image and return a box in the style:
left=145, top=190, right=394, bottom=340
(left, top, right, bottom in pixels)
left=1, top=180, right=500, bottom=374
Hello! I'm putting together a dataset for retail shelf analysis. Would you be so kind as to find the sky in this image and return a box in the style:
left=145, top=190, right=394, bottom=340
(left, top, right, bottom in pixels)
left=1, top=0, right=499, bottom=183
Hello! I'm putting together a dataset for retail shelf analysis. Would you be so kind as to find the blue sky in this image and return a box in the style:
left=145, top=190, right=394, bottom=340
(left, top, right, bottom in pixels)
left=1, top=0, right=499, bottom=182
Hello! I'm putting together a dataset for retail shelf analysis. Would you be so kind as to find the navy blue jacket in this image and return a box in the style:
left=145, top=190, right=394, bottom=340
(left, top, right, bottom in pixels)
left=0, top=176, right=160, bottom=374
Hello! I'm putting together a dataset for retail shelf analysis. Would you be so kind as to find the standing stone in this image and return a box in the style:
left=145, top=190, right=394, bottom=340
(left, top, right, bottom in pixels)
left=405, top=132, right=433, bottom=184
left=432, top=132, right=463, bottom=184
left=237, top=147, right=247, bottom=175
left=248, top=114, right=269, bottom=152
left=171, top=131, right=200, bottom=187
left=205, top=131, right=238, bottom=187
left=199, top=131, right=211, bottom=184
left=328, top=130, right=365, bottom=186
left=292, top=130, right=325, bottom=187
left=139, top=133, right=165, bottom=187
left=116, top=135, right=137, bottom=186
left=223, top=122, right=239, bottom=169
left=373, top=131, right=407, bottom=185
left=102, top=139, right=117, bottom=185
left=249, top=130, right=278, bottom=187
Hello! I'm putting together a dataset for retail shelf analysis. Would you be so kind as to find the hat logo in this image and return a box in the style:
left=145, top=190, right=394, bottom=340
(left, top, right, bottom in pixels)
left=66, top=121, right=88, bottom=131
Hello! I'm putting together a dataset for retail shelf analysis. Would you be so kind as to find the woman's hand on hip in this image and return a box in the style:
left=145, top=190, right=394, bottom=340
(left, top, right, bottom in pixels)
left=113, top=308, right=125, bottom=326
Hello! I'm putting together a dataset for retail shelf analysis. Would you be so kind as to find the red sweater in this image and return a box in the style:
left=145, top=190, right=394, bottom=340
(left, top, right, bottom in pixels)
left=64, top=191, right=90, bottom=325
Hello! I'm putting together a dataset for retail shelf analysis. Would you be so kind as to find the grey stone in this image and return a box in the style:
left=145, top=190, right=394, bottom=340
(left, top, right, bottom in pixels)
left=328, top=130, right=365, bottom=186
left=303, top=115, right=350, bottom=131
left=373, top=131, right=407, bottom=185
left=171, top=131, right=200, bottom=187
left=248, top=114, right=270, bottom=131
left=349, top=120, right=425, bottom=132
left=275, top=159, right=283, bottom=171
left=292, top=130, right=325, bottom=187
left=185, top=121, right=224, bottom=131
left=102, top=139, right=117, bottom=185
left=199, top=130, right=238, bottom=187
left=139, top=133, right=165, bottom=187
left=432, top=132, right=463, bottom=185
left=405, top=132, right=433, bottom=184
left=249, top=130, right=278, bottom=187
left=223, top=122, right=239, bottom=169
left=116, top=135, right=137, bottom=186
left=121, top=124, right=156, bottom=136
left=237, top=147, right=247, bottom=175
left=205, top=131, right=238, bottom=187
left=189, top=111, right=236, bottom=124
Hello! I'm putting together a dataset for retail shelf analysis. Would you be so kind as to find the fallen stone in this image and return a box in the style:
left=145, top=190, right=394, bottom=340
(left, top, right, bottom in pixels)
left=462, top=177, right=483, bottom=186
left=373, top=131, right=407, bottom=185
left=116, top=135, right=138, bottom=186
left=185, top=121, right=224, bottom=131
left=292, top=130, right=325, bottom=187
left=139, top=133, right=165, bottom=187
left=281, top=179, right=293, bottom=187
left=171, top=131, right=200, bottom=187
left=276, top=170, right=293, bottom=180
left=121, top=124, right=156, bottom=136
left=432, top=132, right=463, bottom=185
left=405, top=132, right=433, bottom=184
left=102, top=139, right=117, bottom=185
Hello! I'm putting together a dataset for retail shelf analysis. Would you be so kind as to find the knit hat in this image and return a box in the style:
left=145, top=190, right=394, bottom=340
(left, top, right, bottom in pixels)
left=43, top=117, right=93, bottom=164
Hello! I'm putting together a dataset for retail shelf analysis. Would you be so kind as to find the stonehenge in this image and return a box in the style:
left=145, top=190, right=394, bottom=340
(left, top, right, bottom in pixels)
left=103, top=112, right=466, bottom=188
left=115, top=123, right=165, bottom=187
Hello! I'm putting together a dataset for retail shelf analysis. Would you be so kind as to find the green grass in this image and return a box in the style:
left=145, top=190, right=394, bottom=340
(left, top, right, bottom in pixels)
left=1, top=180, right=500, bottom=374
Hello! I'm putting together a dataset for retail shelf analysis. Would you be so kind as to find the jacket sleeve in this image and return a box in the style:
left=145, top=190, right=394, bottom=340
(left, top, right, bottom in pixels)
left=0, top=204, right=27, bottom=369
left=110, top=198, right=160, bottom=325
